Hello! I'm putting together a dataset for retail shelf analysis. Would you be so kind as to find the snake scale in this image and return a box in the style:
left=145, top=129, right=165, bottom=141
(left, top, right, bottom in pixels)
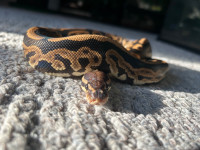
left=23, top=27, right=169, bottom=105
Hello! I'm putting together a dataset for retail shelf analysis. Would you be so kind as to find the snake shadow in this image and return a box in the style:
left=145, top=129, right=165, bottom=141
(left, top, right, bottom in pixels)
left=154, top=64, right=200, bottom=94
left=106, top=63, right=200, bottom=115
left=107, top=84, right=166, bottom=115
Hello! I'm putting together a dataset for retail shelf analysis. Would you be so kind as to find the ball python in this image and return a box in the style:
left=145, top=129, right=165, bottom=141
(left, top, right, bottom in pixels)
left=23, top=27, right=169, bottom=105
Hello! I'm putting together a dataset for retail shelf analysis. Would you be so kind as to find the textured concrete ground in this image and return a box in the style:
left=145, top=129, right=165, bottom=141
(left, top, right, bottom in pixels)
left=0, top=6, right=200, bottom=150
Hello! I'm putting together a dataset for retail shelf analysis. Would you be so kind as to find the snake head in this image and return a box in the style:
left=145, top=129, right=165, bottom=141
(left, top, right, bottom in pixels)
left=81, top=70, right=111, bottom=105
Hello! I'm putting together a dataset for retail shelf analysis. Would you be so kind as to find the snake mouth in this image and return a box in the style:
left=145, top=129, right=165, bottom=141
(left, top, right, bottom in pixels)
left=86, top=93, right=108, bottom=105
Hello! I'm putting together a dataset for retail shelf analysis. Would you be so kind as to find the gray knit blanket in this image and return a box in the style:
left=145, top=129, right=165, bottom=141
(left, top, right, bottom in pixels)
left=0, top=6, right=200, bottom=150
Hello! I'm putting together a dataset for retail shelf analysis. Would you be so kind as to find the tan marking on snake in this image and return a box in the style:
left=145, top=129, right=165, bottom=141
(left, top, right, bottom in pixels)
left=23, top=44, right=102, bottom=72
left=26, top=27, right=44, bottom=40
left=81, top=86, right=87, bottom=92
left=68, top=30, right=90, bottom=35
left=105, top=49, right=163, bottom=84
left=139, top=38, right=148, bottom=44
left=47, top=34, right=108, bottom=42
left=82, top=76, right=89, bottom=84
left=27, top=28, right=141, bottom=60
left=88, top=84, right=96, bottom=92
left=132, top=44, right=143, bottom=50
left=23, top=27, right=169, bottom=87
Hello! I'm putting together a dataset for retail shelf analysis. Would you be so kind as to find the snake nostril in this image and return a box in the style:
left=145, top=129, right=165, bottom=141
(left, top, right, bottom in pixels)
left=92, top=89, right=107, bottom=100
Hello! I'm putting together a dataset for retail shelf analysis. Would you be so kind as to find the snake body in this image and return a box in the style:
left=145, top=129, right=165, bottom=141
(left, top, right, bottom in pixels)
left=23, top=27, right=169, bottom=104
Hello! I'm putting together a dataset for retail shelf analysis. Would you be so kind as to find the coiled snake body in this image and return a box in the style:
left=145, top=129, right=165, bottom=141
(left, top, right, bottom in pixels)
left=23, top=27, right=168, bottom=105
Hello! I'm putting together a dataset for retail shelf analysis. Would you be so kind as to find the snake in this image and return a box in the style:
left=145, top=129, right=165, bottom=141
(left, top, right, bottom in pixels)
left=23, top=27, right=169, bottom=105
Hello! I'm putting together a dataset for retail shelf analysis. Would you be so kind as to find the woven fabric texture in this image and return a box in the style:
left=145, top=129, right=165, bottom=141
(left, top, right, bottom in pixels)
left=0, top=6, right=200, bottom=150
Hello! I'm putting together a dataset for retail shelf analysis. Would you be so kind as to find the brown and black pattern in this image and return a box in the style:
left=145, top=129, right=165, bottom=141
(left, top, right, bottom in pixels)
left=81, top=70, right=111, bottom=105
left=23, top=27, right=169, bottom=104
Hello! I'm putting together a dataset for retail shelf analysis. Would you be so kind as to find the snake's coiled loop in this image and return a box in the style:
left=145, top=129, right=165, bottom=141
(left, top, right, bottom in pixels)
left=23, top=27, right=169, bottom=104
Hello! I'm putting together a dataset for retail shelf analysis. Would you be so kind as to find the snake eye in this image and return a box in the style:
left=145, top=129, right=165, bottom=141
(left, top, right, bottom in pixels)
left=85, top=84, right=88, bottom=90
left=81, top=82, right=88, bottom=90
